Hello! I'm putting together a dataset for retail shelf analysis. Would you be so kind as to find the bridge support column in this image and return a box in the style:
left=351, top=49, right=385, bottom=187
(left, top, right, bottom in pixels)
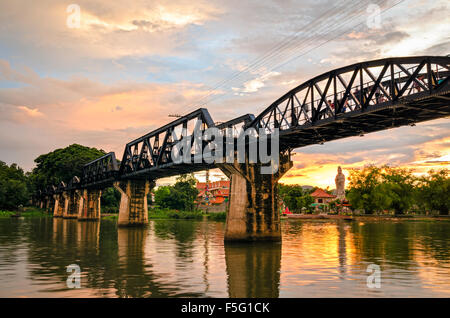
left=62, top=192, right=70, bottom=218
left=46, top=196, right=51, bottom=212
left=53, top=194, right=65, bottom=217
left=219, top=153, right=292, bottom=242
left=114, top=180, right=154, bottom=227
left=78, top=189, right=102, bottom=221
left=63, top=191, right=79, bottom=219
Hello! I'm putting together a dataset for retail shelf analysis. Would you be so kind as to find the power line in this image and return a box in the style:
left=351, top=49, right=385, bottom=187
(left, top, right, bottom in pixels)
left=188, top=0, right=407, bottom=109
left=185, top=0, right=352, bottom=108
left=185, top=0, right=358, bottom=109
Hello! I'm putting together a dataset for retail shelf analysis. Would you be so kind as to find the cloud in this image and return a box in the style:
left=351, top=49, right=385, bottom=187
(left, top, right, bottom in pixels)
left=232, top=71, right=280, bottom=94
left=17, top=106, right=44, bottom=118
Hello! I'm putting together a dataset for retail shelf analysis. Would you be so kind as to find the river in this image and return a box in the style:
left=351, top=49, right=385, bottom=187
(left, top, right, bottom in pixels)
left=0, top=217, right=449, bottom=297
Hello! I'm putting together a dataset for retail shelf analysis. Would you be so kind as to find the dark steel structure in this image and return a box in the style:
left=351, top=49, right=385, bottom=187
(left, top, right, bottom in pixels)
left=119, top=108, right=215, bottom=179
left=39, top=56, right=450, bottom=194
left=248, top=56, right=450, bottom=149
left=81, top=152, right=119, bottom=188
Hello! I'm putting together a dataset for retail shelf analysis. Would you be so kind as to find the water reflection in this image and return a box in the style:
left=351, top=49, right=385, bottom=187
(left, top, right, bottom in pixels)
left=0, top=217, right=449, bottom=297
left=225, top=243, right=281, bottom=298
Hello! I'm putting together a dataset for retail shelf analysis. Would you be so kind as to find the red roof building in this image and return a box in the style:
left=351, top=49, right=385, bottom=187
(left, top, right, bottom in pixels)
left=310, top=188, right=336, bottom=204
left=196, top=180, right=230, bottom=205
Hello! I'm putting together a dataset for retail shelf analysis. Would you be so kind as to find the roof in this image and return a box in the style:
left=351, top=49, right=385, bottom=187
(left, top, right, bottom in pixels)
left=215, top=189, right=229, bottom=196
left=196, top=180, right=230, bottom=190
left=211, top=197, right=226, bottom=204
left=310, top=188, right=336, bottom=198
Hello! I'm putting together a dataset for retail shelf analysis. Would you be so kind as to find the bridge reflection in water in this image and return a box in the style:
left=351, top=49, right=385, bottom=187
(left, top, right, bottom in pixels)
left=1, top=218, right=450, bottom=297
left=225, top=243, right=281, bottom=298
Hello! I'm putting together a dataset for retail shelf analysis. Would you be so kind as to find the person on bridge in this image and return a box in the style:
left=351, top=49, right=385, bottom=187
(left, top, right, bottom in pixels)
left=328, top=100, right=335, bottom=110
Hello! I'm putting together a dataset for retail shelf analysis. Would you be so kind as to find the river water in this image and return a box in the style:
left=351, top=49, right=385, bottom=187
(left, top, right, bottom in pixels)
left=0, top=217, right=449, bottom=297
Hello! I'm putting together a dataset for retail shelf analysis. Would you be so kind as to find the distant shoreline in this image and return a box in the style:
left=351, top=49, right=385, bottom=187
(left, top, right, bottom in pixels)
left=284, top=214, right=450, bottom=221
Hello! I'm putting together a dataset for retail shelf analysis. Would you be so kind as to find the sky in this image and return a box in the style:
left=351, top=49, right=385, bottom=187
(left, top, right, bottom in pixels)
left=0, top=0, right=449, bottom=188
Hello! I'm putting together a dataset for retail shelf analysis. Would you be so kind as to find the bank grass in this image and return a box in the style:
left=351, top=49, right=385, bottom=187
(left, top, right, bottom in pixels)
left=102, top=214, right=118, bottom=220
left=207, top=212, right=227, bottom=222
left=149, top=208, right=204, bottom=220
left=0, top=207, right=50, bottom=218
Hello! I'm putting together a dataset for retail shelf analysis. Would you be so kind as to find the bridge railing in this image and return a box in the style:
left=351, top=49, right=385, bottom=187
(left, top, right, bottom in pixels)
left=119, top=108, right=215, bottom=179
left=81, top=152, right=119, bottom=187
left=250, top=56, right=450, bottom=133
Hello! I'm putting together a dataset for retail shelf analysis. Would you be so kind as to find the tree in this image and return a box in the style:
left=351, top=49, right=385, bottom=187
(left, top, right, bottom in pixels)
left=347, top=165, right=418, bottom=215
left=380, top=167, right=416, bottom=215
left=0, top=161, right=29, bottom=209
left=154, top=186, right=172, bottom=208
left=417, top=169, right=450, bottom=215
left=101, top=187, right=121, bottom=213
left=29, top=144, right=106, bottom=193
left=153, top=174, right=199, bottom=211
left=279, top=184, right=314, bottom=213
left=296, top=194, right=314, bottom=213
left=347, top=165, right=384, bottom=214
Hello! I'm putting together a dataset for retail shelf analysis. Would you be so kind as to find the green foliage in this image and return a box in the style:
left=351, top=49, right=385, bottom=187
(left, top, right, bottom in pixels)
left=0, top=208, right=49, bottom=218
left=29, top=144, right=106, bottom=192
left=416, top=169, right=450, bottom=215
left=346, top=165, right=444, bottom=215
left=101, top=187, right=121, bottom=213
left=148, top=208, right=203, bottom=220
left=347, top=165, right=383, bottom=214
left=208, top=212, right=227, bottom=221
left=279, top=184, right=314, bottom=213
left=154, top=174, right=199, bottom=211
left=0, top=161, right=29, bottom=210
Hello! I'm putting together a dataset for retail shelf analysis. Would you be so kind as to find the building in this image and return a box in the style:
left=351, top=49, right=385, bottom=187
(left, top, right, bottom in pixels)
left=310, top=188, right=336, bottom=204
left=196, top=180, right=230, bottom=212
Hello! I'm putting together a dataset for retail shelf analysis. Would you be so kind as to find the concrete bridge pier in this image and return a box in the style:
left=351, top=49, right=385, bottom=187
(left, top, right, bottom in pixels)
left=114, top=179, right=154, bottom=227
left=61, top=192, right=70, bottom=218
left=46, top=196, right=52, bottom=213
left=78, top=189, right=102, bottom=221
left=219, top=153, right=293, bottom=242
left=63, top=191, right=80, bottom=219
left=53, top=194, right=65, bottom=217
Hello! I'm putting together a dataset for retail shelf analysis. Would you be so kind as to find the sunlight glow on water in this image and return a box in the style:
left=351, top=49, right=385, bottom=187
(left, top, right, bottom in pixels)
left=0, top=217, right=449, bottom=297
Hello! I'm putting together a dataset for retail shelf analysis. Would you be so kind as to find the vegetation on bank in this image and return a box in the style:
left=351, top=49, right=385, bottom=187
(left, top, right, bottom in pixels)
left=207, top=212, right=227, bottom=221
left=347, top=166, right=449, bottom=215
left=0, top=161, right=30, bottom=210
left=101, top=209, right=227, bottom=221
left=0, top=208, right=50, bottom=218
left=153, top=174, right=199, bottom=211
left=278, top=184, right=314, bottom=213
left=1, top=143, right=449, bottom=217
left=149, top=208, right=203, bottom=220
left=279, top=166, right=449, bottom=216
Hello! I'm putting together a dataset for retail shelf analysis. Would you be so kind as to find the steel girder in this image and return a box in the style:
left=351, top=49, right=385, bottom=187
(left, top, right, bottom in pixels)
left=118, top=108, right=215, bottom=179
left=81, top=152, right=119, bottom=188
left=248, top=56, right=450, bottom=149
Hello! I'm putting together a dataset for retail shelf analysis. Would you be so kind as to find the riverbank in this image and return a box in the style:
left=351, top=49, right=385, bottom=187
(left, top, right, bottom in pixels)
left=0, top=208, right=50, bottom=218
left=102, top=209, right=227, bottom=222
left=284, top=213, right=450, bottom=222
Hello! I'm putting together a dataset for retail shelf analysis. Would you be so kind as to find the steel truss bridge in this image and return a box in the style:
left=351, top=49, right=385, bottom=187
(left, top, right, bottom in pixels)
left=40, top=56, right=450, bottom=197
